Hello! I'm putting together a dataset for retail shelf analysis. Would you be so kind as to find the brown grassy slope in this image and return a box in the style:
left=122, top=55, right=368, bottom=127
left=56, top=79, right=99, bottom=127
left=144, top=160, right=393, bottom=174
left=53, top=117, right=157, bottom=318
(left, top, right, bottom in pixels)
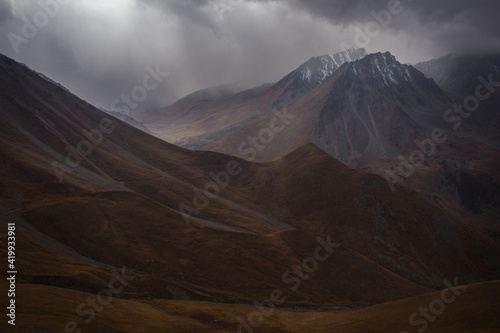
left=0, top=280, right=498, bottom=333
left=226, top=143, right=500, bottom=287
left=1, top=185, right=430, bottom=305
left=0, top=129, right=430, bottom=305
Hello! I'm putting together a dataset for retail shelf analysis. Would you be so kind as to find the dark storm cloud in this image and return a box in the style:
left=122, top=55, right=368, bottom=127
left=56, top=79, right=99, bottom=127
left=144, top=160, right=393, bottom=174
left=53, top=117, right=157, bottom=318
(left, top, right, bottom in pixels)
left=0, top=0, right=499, bottom=112
left=0, top=0, right=13, bottom=24
left=292, top=0, right=500, bottom=55
left=139, top=0, right=223, bottom=37
left=0, top=0, right=350, bottom=110
left=292, top=0, right=500, bottom=32
left=292, top=0, right=386, bottom=25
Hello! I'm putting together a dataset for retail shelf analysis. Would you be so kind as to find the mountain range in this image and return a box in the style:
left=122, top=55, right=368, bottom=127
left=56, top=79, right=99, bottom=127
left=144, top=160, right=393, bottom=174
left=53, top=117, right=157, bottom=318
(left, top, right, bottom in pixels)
left=1, top=46, right=500, bottom=332
left=134, top=49, right=500, bottom=221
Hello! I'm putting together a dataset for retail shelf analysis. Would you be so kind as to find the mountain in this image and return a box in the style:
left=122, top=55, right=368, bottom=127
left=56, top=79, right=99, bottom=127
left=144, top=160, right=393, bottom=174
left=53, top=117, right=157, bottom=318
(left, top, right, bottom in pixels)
left=134, top=48, right=368, bottom=146
left=271, top=47, right=368, bottom=108
left=140, top=50, right=500, bottom=163
left=294, top=51, right=449, bottom=163
left=0, top=52, right=433, bottom=305
left=6, top=53, right=418, bottom=305
left=139, top=50, right=500, bottom=220
left=150, top=51, right=448, bottom=163
left=415, top=54, right=500, bottom=151
left=1, top=52, right=500, bottom=332
left=137, top=51, right=448, bottom=163
left=320, top=53, right=500, bottom=221
left=415, top=54, right=500, bottom=96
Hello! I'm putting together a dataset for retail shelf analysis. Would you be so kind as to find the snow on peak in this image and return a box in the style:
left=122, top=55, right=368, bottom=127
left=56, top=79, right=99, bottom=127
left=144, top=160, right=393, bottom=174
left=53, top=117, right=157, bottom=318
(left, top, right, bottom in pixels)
left=366, top=52, right=413, bottom=87
left=300, top=66, right=312, bottom=81
left=299, top=48, right=367, bottom=84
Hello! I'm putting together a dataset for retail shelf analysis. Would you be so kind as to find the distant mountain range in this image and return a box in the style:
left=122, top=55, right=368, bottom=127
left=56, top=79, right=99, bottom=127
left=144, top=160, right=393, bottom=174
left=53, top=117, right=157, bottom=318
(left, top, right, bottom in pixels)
left=136, top=49, right=500, bottom=161
left=133, top=49, right=500, bottom=219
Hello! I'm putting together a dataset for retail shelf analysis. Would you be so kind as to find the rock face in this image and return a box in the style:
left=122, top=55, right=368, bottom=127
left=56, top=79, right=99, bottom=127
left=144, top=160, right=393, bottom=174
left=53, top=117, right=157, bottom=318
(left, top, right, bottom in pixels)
left=309, top=52, right=449, bottom=164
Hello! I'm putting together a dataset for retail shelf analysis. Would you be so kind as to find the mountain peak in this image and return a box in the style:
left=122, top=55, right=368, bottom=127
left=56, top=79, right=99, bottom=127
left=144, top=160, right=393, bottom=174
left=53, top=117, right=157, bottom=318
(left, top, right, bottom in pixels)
left=271, top=48, right=368, bottom=108
left=348, top=51, right=416, bottom=87
left=298, top=48, right=367, bottom=83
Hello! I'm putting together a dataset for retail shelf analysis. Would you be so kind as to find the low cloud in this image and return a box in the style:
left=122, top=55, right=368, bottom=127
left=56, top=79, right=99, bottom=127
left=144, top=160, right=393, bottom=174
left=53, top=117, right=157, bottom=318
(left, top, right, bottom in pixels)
left=0, top=0, right=498, bottom=111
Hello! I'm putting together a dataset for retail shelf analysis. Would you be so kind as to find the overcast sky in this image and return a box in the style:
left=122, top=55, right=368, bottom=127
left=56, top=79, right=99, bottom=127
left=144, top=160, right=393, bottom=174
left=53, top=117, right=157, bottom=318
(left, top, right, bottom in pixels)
left=1, top=0, right=500, bottom=111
